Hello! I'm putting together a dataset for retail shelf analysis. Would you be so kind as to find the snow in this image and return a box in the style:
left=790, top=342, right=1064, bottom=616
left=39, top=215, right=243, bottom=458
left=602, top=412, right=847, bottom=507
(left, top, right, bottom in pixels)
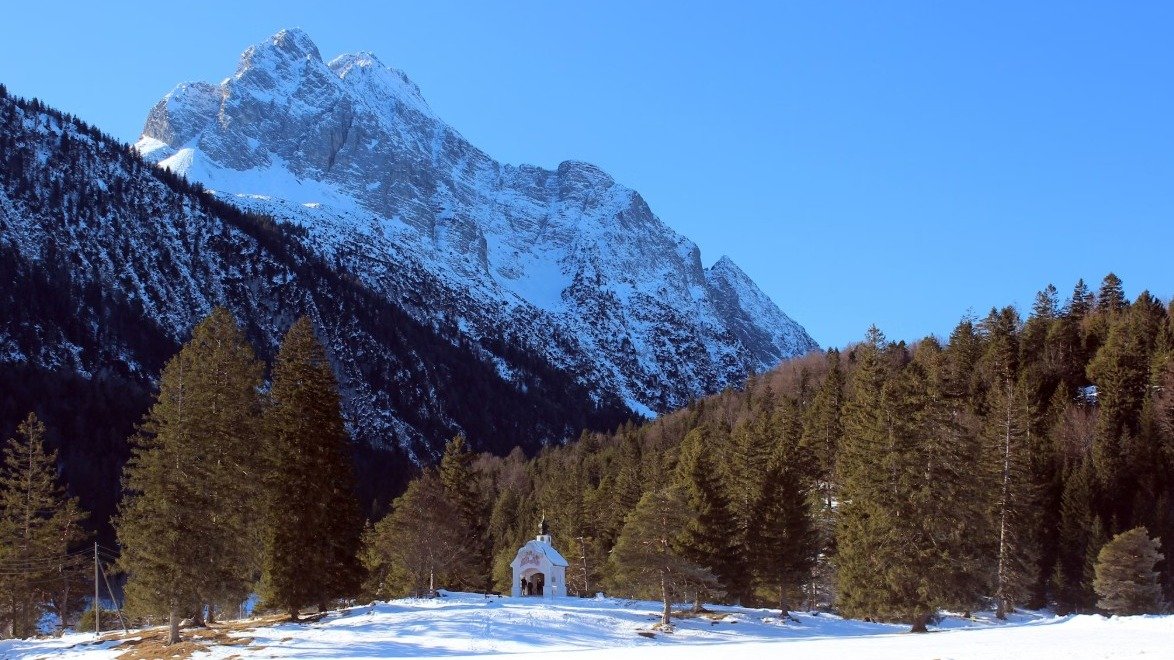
left=5, top=592, right=1170, bottom=659
left=130, top=28, right=822, bottom=418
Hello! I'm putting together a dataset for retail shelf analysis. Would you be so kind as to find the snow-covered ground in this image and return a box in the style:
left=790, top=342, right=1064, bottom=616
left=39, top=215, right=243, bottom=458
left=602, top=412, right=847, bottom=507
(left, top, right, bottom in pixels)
left=4, top=592, right=1171, bottom=659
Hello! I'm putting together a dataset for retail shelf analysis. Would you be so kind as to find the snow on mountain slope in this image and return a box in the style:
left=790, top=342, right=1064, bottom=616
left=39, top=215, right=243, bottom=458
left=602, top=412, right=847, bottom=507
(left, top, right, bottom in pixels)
left=0, top=90, right=629, bottom=475
left=6, top=592, right=1170, bottom=659
left=136, top=28, right=818, bottom=414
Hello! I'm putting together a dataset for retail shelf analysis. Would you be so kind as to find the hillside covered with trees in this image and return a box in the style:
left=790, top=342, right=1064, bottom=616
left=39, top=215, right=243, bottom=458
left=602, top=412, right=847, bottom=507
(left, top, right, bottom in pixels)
left=366, top=274, right=1173, bottom=628
left=3, top=274, right=1170, bottom=639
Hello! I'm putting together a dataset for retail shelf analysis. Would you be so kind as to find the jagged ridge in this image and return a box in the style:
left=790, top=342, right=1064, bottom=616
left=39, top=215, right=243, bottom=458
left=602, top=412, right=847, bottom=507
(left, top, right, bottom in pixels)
left=136, top=28, right=818, bottom=415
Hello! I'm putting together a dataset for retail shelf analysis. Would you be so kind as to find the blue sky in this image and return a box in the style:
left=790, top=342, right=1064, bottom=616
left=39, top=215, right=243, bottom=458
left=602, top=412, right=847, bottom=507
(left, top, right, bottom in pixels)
left=3, top=1, right=1172, bottom=348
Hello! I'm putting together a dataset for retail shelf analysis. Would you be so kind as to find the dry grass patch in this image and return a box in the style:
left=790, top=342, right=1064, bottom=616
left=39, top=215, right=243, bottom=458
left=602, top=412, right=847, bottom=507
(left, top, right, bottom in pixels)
left=98, top=614, right=288, bottom=659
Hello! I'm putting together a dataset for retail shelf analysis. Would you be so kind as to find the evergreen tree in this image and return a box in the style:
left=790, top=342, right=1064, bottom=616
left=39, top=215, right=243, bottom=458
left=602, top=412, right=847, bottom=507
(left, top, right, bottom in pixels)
left=261, top=316, right=365, bottom=620
left=439, top=435, right=492, bottom=592
left=1093, top=527, right=1165, bottom=615
left=116, top=308, right=263, bottom=644
left=750, top=400, right=818, bottom=618
left=1053, top=460, right=1096, bottom=613
left=979, top=308, right=1040, bottom=618
left=674, top=427, right=742, bottom=607
left=838, top=332, right=987, bottom=631
left=803, top=349, right=844, bottom=501
left=610, top=486, right=715, bottom=627
left=835, top=329, right=894, bottom=622
left=1096, top=273, right=1128, bottom=314
left=919, top=340, right=991, bottom=612
left=984, top=376, right=1039, bottom=618
left=0, top=413, right=88, bottom=638
left=1069, top=279, right=1094, bottom=319
left=362, top=470, right=465, bottom=598
left=1087, top=302, right=1154, bottom=528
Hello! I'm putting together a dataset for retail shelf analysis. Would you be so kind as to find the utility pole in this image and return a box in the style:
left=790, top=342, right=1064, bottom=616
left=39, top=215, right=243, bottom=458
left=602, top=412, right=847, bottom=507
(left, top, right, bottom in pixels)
left=93, top=541, right=100, bottom=637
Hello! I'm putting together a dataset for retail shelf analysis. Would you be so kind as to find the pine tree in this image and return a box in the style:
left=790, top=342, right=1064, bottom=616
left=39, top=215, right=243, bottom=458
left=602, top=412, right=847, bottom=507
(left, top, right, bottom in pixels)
left=0, top=413, right=88, bottom=638
left=362, top=470, right=465, bottom=598
left=439, top=435, right=492, bottom=592
left=1093, top=527, right=1165, bottom=615
left=1053, top=460, right=1095, bottom=613
left=116, top=308, right=263, bottom=644
left=750, top=399, right=818, bottom=618
left=979, top=307, right=1041, bottom=618
left=1096, top=273, right=1128, bottom=314
left=1087, top=303, right=1154, bottom=528
left=721, top=405, right=779, bottom=605
left=835, top=329, right=891, bottom=611
left=838, top=331, right=987, bottom=632
left=261, top=316, right=365, bottom=620
left=674, top=427, right=741, bottom=607
left=1069, top=279, right=1094, bottom=319
left=610, top=486, right=715, bottom=627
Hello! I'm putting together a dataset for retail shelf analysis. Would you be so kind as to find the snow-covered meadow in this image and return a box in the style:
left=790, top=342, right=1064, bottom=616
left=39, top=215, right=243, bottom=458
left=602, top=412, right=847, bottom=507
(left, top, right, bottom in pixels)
left=2, top=592, right=1170, bottom=659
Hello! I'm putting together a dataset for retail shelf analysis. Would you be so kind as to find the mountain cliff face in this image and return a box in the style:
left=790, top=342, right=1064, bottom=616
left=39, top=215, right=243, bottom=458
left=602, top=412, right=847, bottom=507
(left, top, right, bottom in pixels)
left=136, top=29, right=818, bottom=416
left=0, top=89, right=632, bottom=527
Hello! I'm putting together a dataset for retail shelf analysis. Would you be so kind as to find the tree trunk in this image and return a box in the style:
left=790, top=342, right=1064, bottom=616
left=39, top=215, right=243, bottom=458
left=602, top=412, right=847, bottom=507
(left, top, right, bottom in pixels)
left=660, top=573, right=671, bottom=626
left=168, top=608, right=180, bottom=645
left=910, top=611, right=930, bottom=633
left=289, top=606, right=300, bottom=622
left=779, top=585, right=790, bottom=620
left=206, top=604, right=216, bottom=625
left=318, top=602, right=328, bottom=615
left=692, top=592, right=702, bottom=614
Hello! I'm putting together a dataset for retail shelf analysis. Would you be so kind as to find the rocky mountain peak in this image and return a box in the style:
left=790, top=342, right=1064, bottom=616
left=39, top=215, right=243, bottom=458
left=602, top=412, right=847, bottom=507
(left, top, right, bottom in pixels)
left=134, top=29, right=818, bottom=416
left=248, top=27, right=323, bottom=67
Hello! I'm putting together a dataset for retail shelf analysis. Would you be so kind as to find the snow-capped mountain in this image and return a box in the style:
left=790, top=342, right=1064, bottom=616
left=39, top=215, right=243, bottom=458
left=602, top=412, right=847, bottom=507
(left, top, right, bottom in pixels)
left=0, top=88, right=632, bottom=525
left=136, top=28, right=818, bottom=415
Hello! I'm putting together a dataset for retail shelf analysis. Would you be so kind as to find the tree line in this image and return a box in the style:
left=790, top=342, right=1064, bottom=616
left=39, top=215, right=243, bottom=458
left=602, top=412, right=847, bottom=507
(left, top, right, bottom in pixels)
left=362, top=274, right=1170, bottom=629
left=3, top=274, right=1169, bottom=639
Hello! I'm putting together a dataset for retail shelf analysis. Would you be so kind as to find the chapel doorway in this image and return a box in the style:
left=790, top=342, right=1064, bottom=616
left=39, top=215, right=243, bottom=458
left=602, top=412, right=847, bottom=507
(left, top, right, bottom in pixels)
left=522, top=571, right=545, bottom=596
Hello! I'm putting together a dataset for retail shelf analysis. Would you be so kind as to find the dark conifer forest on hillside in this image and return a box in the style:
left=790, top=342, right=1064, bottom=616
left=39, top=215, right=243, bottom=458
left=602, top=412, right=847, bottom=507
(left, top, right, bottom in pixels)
left=372, top=274, right=1172, bottom=628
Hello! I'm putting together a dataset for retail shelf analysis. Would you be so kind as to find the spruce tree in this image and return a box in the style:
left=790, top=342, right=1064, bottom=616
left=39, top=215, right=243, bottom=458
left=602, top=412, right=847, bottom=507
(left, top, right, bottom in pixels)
left=800, top=350, right=844, bottom=605
left=439, top=435, right=492, bottom=592
left=674, top=427, right=742, bottom=607
left=1096, top=273, right=1128, bottom=314
left=750, top=399, right=818, bottom=618
left=1053, top=460, right=1096, bottom=613
left=979, top=308, right=1040, bottom=618
left=723, top=409, right=776, bottom=604
left=261, top=316, right=365, bottom=620
left=835, top=329, right=894, bottom=622
left=1093, top=527, right=1165, bottom=615
left=0, top=413, right=88, bottom=638
left=838, top=332, right=987, bottom=632
left=362, top=470, right=465, bottom=598
left=1087, top=303, right=1153, bottom=528
left=610, top=486, right=715, bottom=627
left=116, top=308, right=263, bottom=644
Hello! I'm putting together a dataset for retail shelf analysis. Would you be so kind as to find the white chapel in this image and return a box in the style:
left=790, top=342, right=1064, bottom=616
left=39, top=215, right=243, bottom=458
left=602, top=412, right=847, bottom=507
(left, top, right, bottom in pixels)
left=510, top=515, right=569, bottom=599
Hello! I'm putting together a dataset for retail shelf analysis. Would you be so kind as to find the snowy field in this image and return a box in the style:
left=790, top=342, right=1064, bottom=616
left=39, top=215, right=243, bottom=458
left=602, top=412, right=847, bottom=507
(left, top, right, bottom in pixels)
left=3, top=592, right=1171, bottom=659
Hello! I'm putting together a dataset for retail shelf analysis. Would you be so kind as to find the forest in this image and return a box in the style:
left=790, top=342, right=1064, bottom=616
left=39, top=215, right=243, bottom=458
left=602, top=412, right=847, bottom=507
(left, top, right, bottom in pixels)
left=2, top=275, right=1170, bottom=639
left=366, top=273, right=1172, bottom=629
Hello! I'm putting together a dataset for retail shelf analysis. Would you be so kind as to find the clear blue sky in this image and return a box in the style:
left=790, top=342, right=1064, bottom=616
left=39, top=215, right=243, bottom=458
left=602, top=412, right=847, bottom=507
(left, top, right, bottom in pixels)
left=3, top=1, right=1172, bottom=348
